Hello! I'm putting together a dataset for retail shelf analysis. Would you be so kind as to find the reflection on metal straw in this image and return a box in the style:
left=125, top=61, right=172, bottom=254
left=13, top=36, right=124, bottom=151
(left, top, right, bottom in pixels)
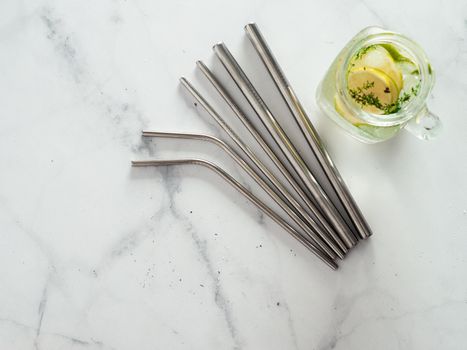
left=213, top=43, right=357, bottom=248
left=179, top=78, right=344, bottom=258
left=244, top=23, right=372, bottom=239
left=132, top=158, right=338, bottom=270
left=142, top=130, right=342, bottom=259
left=196, top=61, right=347, bottom=253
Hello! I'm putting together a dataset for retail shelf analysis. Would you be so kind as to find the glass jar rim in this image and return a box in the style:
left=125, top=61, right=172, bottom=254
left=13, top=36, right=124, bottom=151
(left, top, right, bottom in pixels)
left=336, top=31, right=434, bottom=127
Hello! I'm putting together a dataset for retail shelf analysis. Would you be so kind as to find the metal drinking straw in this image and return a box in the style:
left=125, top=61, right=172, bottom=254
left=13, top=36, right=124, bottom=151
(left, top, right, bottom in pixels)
left=132, top=158, right=338, bottom=270
left=244, top=23, right=372, bottom=239
left=196, top=61, right=348, bottom=253
left=142, top=131, right=342, bottom=259
left=213, top=43, right=357, bottom=248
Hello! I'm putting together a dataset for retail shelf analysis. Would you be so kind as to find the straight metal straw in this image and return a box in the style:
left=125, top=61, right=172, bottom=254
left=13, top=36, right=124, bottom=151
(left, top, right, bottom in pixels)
left=196, top=61, right=347, bottom=253
left=142, top=130, right=341, bottom=259
left=132, top=158, right=338, bottom=270
left=244, top=23, right=372, bottom=239
left=213, top=43, right=357, bottom=248
left=180, top=77, right=344, bottom=258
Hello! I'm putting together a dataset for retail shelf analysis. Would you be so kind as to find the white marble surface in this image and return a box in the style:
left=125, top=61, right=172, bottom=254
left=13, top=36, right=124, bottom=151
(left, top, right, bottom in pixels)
left=1, top=0, right=467, bottom=349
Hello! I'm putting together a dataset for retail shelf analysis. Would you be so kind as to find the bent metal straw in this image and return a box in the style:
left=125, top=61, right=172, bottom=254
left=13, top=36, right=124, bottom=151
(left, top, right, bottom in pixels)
left=132, top=158, right=338, bottom=270
left=142, top=130, right=342, bottom=260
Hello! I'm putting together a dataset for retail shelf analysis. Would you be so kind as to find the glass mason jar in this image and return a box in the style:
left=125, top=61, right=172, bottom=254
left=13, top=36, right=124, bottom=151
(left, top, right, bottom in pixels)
left=316, top=26, right=441, bottom=143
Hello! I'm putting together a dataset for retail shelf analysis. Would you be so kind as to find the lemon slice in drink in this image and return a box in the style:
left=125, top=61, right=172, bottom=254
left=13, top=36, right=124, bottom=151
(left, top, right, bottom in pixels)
left=347, top=67, right=399, bottom=114
left=351, top=45, right=403, bottom=91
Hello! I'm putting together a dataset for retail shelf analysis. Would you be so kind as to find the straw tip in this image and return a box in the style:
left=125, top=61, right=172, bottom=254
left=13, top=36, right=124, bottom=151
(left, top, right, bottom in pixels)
left=212, top=42, right=224, bottom=51
left=244, top=22, right=257, bottom=30
left=179, top=77, right=190, bottom=87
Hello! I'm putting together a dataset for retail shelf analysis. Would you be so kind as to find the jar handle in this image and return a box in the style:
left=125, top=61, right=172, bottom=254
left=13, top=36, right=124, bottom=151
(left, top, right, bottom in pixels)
left=404, top=106, right=442, bottom=140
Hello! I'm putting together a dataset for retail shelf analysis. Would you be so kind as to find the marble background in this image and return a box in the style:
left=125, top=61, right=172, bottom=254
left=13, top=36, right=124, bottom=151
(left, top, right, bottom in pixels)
left=1, top=0, right=466, bottom=349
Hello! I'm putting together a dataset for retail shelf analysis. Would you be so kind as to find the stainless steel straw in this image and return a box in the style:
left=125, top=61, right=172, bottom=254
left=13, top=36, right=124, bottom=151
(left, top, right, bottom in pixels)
left=213, top=43, right=357, bottom=248
left=196, top=61, right=347, bottom=253
left=142, top=131, right=342, bottom=259
left=244, top=23, right=372, bottom=239
left=132, top=158, right=338, bottom=270
left=180, top=78, right=345, bottom=257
